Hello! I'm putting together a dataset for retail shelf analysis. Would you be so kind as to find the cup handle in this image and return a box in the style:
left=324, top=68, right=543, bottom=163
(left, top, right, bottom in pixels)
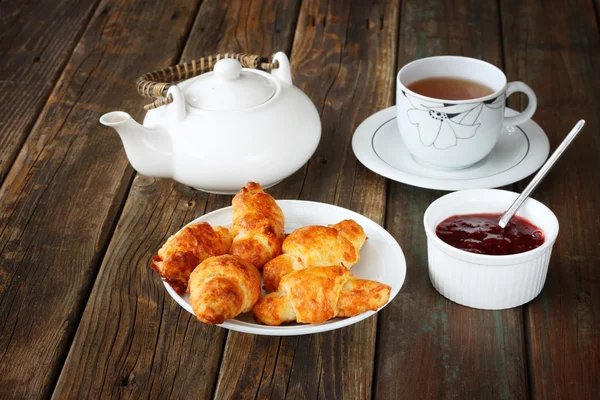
left=503, top=81, right=537, bottom=126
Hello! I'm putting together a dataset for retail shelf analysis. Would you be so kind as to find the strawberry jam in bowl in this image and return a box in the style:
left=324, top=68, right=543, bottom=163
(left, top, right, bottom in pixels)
left=435, top=213, right=545, bottom=256
left=423, top=189, right=559, bottom=310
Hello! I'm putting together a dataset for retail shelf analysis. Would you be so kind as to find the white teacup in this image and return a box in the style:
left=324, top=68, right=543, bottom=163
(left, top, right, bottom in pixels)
left=396, top=56, right=537, bottom=170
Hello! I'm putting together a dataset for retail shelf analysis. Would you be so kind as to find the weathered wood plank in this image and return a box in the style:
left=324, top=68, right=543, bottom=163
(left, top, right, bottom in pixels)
left=213, top=1, right=398, bottom=399
left=501, top=0, right=600, bottom=398
left=0, top=0, right=99, bottom=184
left=53, top=178, right=220, bottom=399
left=51, top=0, right=302, bottom=397
left=0, top=1, right=202, bottom=398
left=373, top=1, right=529, bottom=399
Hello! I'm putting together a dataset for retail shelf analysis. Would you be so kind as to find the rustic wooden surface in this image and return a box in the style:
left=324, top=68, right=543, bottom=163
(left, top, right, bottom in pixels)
left=0, top=0, right=598, bottom=399
left=0, top=0, right=202, bottom=398
left=374, top=2, right=528, bottom=399
left=53, top=0, right=301, bottom=398
left=213, top=1, right=395, bottom=398
left=501, top=0, right=600, bottom=398
left=0, top=0, right=99, bottom=185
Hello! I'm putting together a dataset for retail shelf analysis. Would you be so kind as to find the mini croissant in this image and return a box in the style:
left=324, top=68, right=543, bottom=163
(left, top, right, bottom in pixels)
left=229, top=182, right=285, bottom=268
left=262, top=220, right=367, bottom=292
left=253, top=266, right=390, bottom=325
left=150, top=222, right=232, bottom=294
left=188, top=255, right=261, bottom=325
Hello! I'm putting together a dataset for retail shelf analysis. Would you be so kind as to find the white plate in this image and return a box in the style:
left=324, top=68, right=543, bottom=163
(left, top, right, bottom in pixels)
left=352, top=106, right=549, bottom=191
left=163, top=200, right=406, bottom=336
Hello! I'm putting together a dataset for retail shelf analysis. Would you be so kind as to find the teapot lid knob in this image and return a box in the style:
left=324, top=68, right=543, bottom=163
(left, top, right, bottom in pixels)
left=184, top=58, right=276, bottom=111
left=214, top=58, right=242, bottom=81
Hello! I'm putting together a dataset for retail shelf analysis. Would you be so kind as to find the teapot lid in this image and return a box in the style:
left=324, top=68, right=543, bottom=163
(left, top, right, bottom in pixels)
left=184, top=58, right=275, bottom=111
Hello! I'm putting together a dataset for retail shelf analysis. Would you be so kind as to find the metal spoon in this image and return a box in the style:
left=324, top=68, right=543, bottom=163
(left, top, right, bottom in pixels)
left=498, top=119, right=586, bottom=228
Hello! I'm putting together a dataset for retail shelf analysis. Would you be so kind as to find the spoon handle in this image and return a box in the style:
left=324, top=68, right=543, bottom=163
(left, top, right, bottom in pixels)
left=498, top=119, right=586, bottom=228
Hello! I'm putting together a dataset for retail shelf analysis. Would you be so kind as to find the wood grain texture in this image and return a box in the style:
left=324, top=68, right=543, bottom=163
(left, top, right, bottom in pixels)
left=0, top=0, right=201, bottom=398
left=0, top=0, right=99, bottom=185
left=52, top=178, right=222, bottom=399
left=51, top=0, right=302, bottom=397
left=373, top=1, right=528, bottom=399
left=0, top=0, right=597, bottom=399
left=501, top=0, right=600, bottom=398
left=212, top=1, right=398, bottom=399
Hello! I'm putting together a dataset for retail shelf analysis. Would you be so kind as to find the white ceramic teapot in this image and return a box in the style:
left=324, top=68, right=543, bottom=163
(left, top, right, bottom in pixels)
left=100, top=52, right=321, bottom=194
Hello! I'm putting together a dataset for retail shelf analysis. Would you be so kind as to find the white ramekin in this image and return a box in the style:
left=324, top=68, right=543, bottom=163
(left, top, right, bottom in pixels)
left=423, top=189, right=559, bottom=310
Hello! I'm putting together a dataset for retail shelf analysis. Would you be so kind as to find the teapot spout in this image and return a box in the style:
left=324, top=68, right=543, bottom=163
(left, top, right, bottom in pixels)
left=100, top=111, right=172, bottom=178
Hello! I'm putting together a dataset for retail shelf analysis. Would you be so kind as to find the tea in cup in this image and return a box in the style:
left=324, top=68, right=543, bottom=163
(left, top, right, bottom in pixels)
left=396, top=56, right=537, bottom=170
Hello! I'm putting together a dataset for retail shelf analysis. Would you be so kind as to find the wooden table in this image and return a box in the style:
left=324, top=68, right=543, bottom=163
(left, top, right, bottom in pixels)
left=1, top=0, right=598, bottom=398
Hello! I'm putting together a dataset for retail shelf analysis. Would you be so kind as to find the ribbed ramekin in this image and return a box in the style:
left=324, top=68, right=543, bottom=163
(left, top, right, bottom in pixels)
left=423, top=189, right=559, bottom=310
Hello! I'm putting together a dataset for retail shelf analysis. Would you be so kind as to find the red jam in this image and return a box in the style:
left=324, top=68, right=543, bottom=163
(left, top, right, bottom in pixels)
left=435, top=213, right=544, bottom=256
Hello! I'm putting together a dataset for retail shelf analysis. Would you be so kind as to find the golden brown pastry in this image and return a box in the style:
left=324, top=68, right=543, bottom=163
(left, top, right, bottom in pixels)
left=188, top=255, right=261, bottom=325
left=262, top=219, right=366, bottom=292
left=229, top=182, right=285, bottom=268
left=253, top=266, right=390, bottom=325
left=150, top=222, right=232, bottom=294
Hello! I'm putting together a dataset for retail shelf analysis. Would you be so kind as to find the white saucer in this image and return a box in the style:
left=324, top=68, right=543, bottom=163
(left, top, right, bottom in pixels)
left=352, top=107, right=549, bottom=190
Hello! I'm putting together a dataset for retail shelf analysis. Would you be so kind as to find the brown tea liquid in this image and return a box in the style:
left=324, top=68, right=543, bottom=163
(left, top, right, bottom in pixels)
left=407, top=77, right=494, bottom=100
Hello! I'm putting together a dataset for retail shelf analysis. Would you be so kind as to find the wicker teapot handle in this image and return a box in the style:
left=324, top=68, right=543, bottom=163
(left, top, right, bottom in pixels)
left=136, top=53, right=279, bottom=110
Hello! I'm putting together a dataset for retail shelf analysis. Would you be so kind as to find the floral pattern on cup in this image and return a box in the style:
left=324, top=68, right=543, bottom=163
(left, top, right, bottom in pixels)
left=402, top=90, right=505, bottom=150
